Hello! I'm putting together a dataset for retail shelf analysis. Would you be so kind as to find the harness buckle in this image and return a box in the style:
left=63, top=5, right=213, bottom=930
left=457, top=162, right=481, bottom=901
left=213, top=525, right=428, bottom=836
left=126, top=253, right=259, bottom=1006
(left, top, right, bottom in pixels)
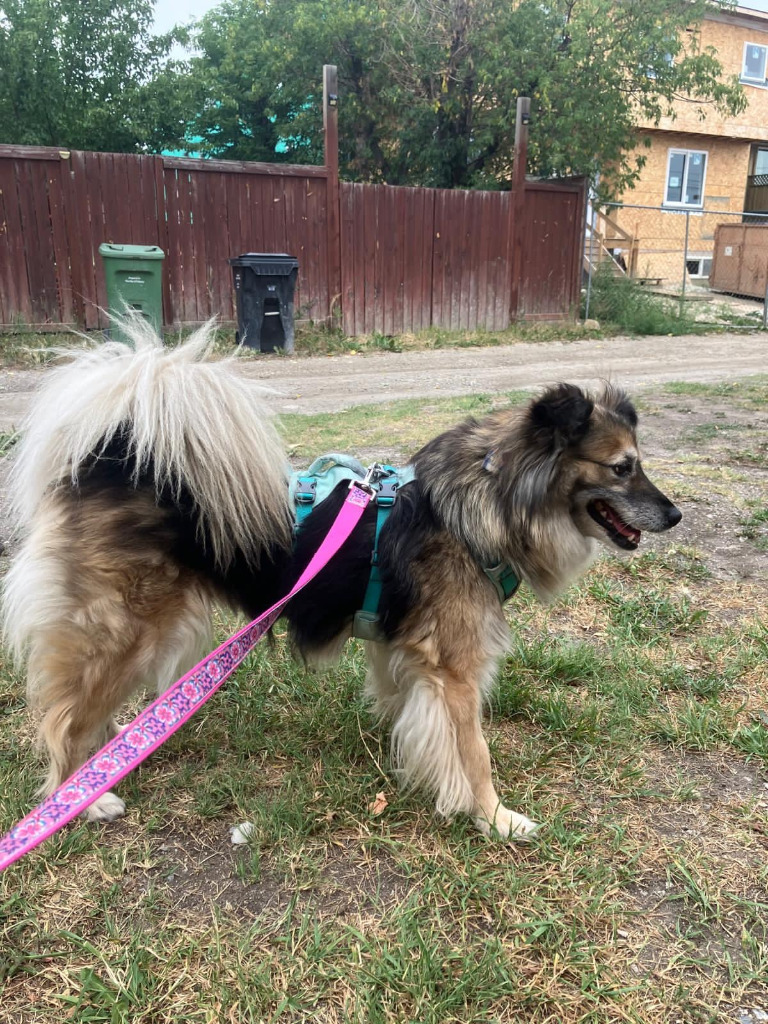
left=484, top=562, right=521, bottom=603
left=295, top=478, right=317, bottom=504
left=376, top=479, right=399, bottom=506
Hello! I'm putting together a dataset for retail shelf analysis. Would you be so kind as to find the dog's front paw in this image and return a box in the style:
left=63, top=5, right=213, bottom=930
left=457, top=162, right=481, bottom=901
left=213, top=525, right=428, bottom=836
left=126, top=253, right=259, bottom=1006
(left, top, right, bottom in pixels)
left=84, top=791, right=126, bottom=822
left=473, top=805, right=539, bottom=842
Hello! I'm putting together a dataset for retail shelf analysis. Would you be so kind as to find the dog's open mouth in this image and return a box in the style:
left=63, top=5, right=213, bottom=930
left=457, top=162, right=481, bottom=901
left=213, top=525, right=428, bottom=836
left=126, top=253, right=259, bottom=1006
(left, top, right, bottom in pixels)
left=588, top=500, right=641, bottom=550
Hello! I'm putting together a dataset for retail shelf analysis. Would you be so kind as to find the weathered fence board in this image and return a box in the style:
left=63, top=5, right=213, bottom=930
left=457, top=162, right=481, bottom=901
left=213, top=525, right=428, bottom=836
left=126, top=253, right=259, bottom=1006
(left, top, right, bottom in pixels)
left=346, top=184, right=514, bottom=334
left=517, top=181, right=586, bottom=320
left=0, top=144, right=585, bottom=332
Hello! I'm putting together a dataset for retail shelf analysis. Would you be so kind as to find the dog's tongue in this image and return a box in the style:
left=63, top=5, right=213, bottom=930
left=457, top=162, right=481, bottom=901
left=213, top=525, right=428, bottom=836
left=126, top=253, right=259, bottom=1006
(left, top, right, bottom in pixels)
left=603, top=503, right=641, bottom=544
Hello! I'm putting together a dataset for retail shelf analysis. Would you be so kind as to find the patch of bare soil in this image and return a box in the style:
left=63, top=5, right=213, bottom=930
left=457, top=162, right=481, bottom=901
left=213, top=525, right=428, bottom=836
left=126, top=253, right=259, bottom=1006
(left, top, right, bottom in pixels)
left=609, top=750, right=768, bottom=1014
left=117, top=823, right=409, bottom=925
left=118, top=822, right=284, bottom=921
left=642, top=749, right=768, bottom=807
left=639, top=397, right=768, bottom=581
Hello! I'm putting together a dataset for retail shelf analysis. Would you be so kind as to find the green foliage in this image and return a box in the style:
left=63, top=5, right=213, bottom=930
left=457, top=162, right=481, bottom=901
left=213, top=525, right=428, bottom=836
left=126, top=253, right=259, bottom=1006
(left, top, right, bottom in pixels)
left=584, top=266, right=701, bottom=335
left=0, top=431, right=18, bottom=458
left=176, top=0, right=744, bottom=192
left=739, top=501, right=768, bottom=548
left=0, top=0, right=746, bottom=190
left=179, top=0, right=390, bottom=169
left=0, top=0, right=188, bottom=151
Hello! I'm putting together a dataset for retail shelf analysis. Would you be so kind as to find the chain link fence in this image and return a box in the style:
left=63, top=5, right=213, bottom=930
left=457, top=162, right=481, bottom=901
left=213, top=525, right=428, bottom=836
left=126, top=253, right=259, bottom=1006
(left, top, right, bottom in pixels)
left=583, top=202, right=768, bottom=328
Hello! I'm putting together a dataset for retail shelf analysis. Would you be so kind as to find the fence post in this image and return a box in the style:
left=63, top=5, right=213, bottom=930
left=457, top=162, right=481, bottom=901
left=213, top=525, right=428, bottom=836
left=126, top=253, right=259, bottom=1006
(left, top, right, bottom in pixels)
left=153, top=156, right=173, bottom=327
left=60, top=150, right=86, bottom=327
left=584, top=200, right=596, bottom=322
left=680, top=209, right=690, bottom=318
left=763, top=257, right=768, bottom=330
left=323, top=64, right=342, bottom=325
left=509, top=96, right=530, bottom=322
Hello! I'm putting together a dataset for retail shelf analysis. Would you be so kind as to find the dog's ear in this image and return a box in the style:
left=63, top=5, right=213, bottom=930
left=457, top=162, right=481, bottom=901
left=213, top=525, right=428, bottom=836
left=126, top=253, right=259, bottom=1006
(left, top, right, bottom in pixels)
left=530, top=383, right=593, bottom=443
left=601, top=384, right=638, bottom=429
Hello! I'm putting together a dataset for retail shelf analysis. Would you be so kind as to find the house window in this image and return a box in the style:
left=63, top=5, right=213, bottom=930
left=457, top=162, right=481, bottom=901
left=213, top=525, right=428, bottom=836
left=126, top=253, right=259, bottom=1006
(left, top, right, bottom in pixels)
left=752, top=147, right=768, bottom=177
left=745, top=145, right=768, bottom=216
left=686, top=257, right=712, bottom=279
left=664, top=149, right=707, bottom=207
left=742, top=42, right=768, bottom=85
left=646, top=51, right=675, bottom=79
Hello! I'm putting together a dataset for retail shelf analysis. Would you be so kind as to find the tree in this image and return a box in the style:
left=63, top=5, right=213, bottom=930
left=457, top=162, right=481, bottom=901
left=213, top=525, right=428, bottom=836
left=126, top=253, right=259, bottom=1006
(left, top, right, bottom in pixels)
left=0, top=0, right=188, bottom=151
left=178, top=0, right=745, bottom=195
left=180, top=0, right=393, bottom=175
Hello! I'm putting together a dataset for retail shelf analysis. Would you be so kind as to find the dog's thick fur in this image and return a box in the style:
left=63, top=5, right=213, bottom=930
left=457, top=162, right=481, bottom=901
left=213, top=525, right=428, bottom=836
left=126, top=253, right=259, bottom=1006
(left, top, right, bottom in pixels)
left=3, top=320, right=681, bottom=836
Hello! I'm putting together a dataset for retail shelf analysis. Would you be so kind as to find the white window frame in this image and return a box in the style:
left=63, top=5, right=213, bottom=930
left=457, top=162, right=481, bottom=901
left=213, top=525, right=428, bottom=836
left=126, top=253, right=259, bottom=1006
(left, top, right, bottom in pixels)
left=741, top=41, right=768, bottom=85
left=685, top=256, right=712, bottom=279
left=753, top=146, right=768, bottom=177
left=663, top=148, right=708, bottom=209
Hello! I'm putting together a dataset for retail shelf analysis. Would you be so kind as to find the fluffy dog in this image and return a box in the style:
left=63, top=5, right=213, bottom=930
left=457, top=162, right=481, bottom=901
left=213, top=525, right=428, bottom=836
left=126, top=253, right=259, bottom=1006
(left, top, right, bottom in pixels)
left=2, top=321, right=681, bottom=837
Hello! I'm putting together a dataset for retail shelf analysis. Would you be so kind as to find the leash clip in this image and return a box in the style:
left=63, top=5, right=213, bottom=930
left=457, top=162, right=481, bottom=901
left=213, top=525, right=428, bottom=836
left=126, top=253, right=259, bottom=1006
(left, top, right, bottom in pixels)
left=355, top=461, right=385, bottom=495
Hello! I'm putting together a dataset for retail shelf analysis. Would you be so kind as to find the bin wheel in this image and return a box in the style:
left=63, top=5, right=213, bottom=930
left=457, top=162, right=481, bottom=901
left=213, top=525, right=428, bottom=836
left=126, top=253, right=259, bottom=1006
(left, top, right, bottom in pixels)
left=235, top=330, right=240, bottom=345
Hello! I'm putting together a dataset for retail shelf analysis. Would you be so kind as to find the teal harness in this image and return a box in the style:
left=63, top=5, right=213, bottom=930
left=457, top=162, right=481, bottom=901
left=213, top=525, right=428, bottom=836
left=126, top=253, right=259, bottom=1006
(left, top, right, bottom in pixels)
left=288, top=454, right=520, bottom=641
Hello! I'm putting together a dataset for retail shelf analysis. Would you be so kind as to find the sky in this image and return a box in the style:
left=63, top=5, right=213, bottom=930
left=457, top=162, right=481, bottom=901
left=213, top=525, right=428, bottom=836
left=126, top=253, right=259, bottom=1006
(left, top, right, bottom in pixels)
left=153, top=0, right=768, bottom=36
left=154, top=0, right=768, bottom=33
left=151, top=0, right=768, bottom=46
left=153, top=0, right=218, bottom=35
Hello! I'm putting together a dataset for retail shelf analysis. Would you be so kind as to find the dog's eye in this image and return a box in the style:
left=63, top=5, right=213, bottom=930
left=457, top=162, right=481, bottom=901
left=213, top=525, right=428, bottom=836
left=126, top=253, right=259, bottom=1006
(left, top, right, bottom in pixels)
left=613, top=463, right=632, bottom=478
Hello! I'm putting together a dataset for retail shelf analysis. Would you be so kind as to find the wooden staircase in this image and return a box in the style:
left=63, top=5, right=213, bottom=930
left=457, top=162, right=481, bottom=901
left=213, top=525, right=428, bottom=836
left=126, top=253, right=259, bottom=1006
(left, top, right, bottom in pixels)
left=584, top=208, right=638, bottom=278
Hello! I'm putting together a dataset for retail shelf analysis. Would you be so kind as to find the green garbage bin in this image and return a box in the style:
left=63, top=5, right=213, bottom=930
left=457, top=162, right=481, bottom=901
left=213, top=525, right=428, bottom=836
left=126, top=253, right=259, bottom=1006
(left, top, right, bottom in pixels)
left=99, top=244, right=165, bottom=340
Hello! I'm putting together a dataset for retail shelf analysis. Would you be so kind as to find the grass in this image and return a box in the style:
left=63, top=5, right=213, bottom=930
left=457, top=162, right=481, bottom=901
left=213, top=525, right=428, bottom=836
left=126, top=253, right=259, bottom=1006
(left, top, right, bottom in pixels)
left=662, top=377, right=768, bottom=410
left=0, top=318, right=605, bottom=370
left=739, top=502, right=768, bottom=550
left=2, top=284, right=759, bottom=370
left=288, top=319, right=606, bottom=357
left=584, top=267, right=706, bottom=336
left=0, top=432, right=19, bottom=459
left=583, top=268, right=768, bottom=336
left=1, top=381, right=768, bottom=1022
left=280, top=391, right=530, bottom=464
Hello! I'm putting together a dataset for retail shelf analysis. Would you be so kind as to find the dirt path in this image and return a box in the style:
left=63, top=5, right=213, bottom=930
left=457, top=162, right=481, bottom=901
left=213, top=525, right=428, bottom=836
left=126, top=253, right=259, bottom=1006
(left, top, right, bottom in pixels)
left=0, top=331, right=765, bottom=426
left=233, top=331, right=767, bottom=413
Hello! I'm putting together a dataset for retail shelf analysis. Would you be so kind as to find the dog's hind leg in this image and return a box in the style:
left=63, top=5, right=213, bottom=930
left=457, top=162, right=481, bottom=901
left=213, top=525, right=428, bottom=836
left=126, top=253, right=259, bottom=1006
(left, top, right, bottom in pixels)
left=27, top=579, right=213, bottom=822
left=25, top=575, right=213, bottom=822
left=5, top=494, right=215, bottom=822
left=30, top=624, right=151, bottom=822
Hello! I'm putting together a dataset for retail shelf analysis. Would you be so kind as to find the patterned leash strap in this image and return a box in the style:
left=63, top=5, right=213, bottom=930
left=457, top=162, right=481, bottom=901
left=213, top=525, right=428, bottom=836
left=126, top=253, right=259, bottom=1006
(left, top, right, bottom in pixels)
left=0, top=483, right=373, bottom=874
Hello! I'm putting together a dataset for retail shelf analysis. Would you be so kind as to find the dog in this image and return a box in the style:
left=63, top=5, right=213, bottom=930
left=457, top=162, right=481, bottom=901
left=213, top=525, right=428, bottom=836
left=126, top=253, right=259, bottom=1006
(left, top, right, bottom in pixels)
left=2, top=320, right=681, bottom=839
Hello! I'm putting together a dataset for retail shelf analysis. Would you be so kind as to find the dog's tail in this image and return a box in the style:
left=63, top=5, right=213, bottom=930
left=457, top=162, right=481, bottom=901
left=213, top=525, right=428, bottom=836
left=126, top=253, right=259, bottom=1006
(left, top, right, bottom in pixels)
left=9, top=316, right=292, bottom=567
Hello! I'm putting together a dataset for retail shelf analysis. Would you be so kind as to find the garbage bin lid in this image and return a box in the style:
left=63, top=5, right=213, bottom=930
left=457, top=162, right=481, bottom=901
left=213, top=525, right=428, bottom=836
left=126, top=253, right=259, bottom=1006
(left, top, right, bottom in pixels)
left=234, top=252, right=296, bottom=260
left=99, top=244, right=165, bottom=260
left=229, top=252, right=298, bottom=266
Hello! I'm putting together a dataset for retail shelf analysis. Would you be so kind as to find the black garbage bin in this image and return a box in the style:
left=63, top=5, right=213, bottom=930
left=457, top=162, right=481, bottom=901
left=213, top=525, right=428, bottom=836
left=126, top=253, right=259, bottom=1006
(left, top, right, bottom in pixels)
left=229, top=253, right=299, bottom=353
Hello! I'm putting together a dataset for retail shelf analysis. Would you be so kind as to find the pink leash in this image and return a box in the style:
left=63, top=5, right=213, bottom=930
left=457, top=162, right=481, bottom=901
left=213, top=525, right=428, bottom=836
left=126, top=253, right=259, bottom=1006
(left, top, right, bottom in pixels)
left=0, top=483, right=373, bottom=874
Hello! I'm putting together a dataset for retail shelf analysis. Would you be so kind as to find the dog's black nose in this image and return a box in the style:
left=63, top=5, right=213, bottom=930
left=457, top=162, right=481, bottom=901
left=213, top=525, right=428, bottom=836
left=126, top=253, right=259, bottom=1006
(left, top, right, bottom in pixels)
left=667, top=505, right=682, bottom=528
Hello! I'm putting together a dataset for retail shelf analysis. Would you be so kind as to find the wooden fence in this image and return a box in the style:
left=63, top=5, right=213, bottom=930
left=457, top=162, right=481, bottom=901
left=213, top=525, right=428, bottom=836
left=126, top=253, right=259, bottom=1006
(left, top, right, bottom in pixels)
left=0, top=146, right=586, bottom=334
left=338, top=179, right=585, bottom=334
left=0, top=147, right=331, bottom=330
